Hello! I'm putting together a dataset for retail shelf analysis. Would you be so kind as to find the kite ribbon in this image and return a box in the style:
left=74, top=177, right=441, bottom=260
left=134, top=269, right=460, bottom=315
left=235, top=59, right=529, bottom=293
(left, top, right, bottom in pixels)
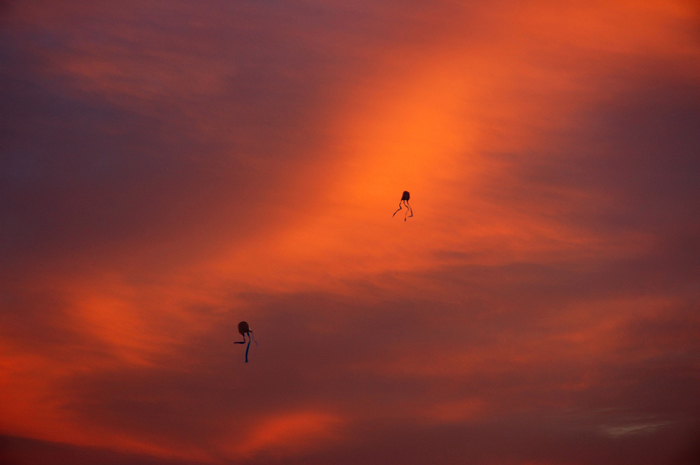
left=245, top=332, right=258, bottom=363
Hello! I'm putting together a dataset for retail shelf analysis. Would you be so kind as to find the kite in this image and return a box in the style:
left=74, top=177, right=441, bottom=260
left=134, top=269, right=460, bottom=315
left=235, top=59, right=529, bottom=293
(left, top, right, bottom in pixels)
left=234, top=321, right=256, bottom=363
left=392, top=191, right=413, bottom=221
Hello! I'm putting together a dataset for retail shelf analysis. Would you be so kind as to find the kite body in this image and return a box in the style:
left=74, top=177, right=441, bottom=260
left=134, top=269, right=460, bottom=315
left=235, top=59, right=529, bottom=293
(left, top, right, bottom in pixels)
left=235, top=320, right=255, bottom=363
left=238, top=321, right=250, bottom=336
left=392, top=191, right=414, bottom=221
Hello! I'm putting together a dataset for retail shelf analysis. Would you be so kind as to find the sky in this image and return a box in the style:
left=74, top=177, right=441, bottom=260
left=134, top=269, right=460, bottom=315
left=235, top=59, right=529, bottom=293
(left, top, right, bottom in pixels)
left=1, top=0, right=700, bottom=464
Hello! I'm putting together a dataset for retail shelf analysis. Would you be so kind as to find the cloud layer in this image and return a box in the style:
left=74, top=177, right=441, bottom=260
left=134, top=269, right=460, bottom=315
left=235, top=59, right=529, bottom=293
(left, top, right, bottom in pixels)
left=2, top=1, right=700, bottom=464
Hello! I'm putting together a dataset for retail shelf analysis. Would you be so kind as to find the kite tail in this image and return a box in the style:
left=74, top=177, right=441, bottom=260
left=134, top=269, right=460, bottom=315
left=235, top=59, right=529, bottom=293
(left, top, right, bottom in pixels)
left=245, top=336, right=251, bottom=363
left=392, top=202, right=402, bottom=217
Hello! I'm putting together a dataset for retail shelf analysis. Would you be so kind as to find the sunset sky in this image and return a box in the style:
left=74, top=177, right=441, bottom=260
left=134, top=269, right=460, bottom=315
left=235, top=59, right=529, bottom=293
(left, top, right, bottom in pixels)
left=2, top=1, right=700, bottom=464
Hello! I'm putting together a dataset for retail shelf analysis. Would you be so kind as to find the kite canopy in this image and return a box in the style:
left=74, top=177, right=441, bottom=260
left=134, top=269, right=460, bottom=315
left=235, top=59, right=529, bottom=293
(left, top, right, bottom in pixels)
left=238, top=321, right=250, bottom=335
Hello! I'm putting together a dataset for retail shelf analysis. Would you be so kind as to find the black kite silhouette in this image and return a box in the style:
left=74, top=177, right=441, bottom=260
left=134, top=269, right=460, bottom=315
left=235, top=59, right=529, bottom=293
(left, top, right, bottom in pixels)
left=392, top=191, right=413, bottom=221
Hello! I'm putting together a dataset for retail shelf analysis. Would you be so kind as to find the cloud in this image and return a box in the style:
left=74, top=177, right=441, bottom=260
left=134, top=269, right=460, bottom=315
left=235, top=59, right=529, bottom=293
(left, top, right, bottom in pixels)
left=0, top=434, right=210, bottom=465
left=1, top=0, right=700, bottom=464
left=230, top=411, right=344, bottom=459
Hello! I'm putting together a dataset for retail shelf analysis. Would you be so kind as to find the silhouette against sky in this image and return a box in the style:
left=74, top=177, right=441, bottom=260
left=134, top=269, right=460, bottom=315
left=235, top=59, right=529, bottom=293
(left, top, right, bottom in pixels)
left=234, top=321, right=254, bottom=364
left=392, top=191, right=413, bottom=221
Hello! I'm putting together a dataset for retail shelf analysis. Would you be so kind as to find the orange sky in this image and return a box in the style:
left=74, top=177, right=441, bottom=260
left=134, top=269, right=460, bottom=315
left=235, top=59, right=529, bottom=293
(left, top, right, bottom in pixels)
left=2, top=1, right=700, bottom=464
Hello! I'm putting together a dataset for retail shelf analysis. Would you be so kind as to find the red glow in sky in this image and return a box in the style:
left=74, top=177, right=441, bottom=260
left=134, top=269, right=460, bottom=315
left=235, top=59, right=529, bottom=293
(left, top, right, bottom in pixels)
left=2, top=1, right=700, bottom=464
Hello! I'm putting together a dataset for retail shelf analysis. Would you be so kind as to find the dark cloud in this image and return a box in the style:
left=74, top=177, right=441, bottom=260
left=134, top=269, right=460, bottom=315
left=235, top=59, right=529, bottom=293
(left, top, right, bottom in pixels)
left=0, top=3, right=341, bottom=276
left=485, top=71, right=700, bottom=239
left=0, top=435, right=208, bottom=465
